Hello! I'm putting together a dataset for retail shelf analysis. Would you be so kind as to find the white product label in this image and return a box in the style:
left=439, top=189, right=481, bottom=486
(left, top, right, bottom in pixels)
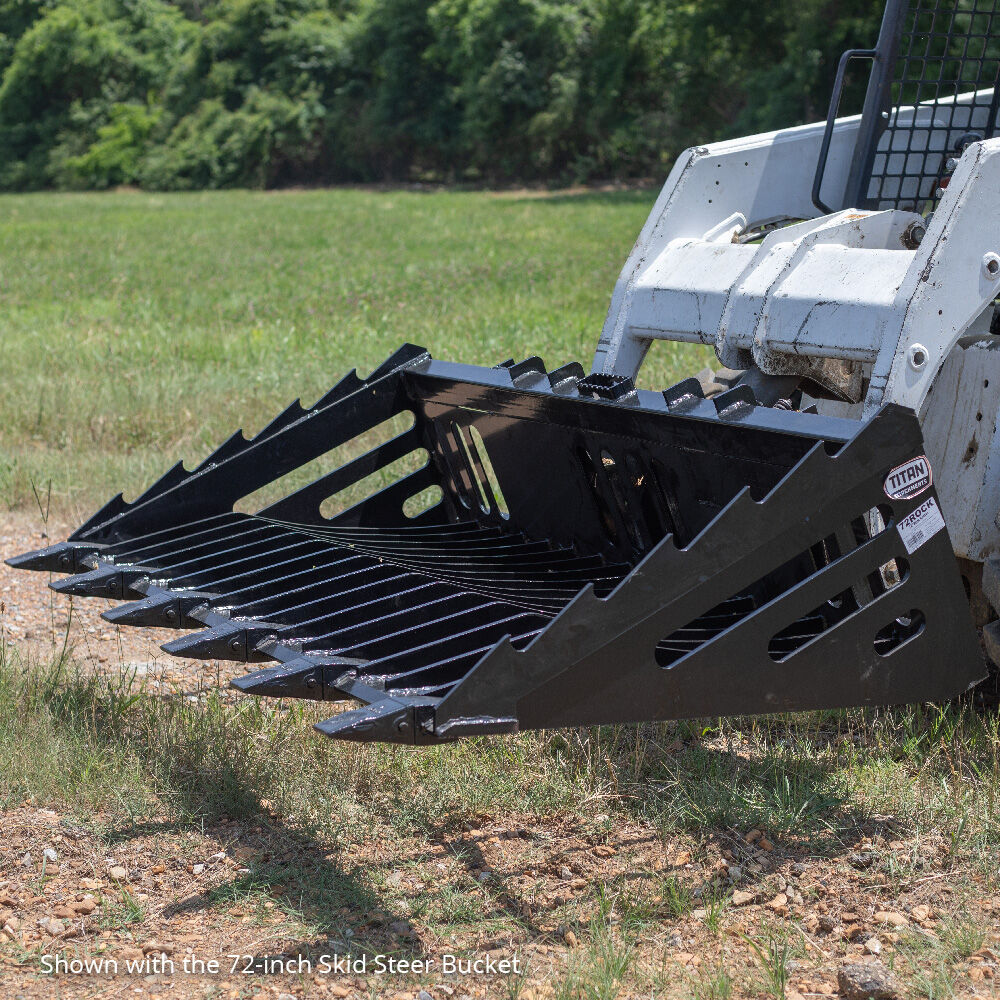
left=897, top=496, right=946, bottom=554
left=884, top=455, right=932, bottom=500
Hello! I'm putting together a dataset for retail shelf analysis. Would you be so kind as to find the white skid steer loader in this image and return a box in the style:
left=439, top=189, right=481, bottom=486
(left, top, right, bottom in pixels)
left=10, top=0, right=1000, bottom=743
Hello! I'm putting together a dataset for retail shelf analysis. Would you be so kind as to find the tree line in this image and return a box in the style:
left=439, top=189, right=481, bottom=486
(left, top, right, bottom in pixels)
left=0, top=0, right=885, bottom=190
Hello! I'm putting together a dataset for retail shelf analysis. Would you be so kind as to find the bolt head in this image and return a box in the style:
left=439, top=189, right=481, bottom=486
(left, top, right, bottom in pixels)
left=908, top=344, right=929, bottom=371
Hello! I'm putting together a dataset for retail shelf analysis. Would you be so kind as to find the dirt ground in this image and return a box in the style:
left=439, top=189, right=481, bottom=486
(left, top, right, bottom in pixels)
left=1, top=511, right=997, bottom=999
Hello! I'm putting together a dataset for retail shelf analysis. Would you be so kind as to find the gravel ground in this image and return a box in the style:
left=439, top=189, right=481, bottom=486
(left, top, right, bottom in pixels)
left=1, top=510, right=247, bottom=692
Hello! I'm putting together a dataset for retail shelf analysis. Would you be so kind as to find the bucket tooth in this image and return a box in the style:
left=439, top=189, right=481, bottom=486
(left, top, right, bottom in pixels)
left=101, top=590, right=215, bottom=629
left=5, top=541, right=103, bottom=574
left=161, top=621, right=285, bottom=661
left=662, top=377, right=705, bottom=411
left=314, top=699, right=440, bottom=744
left=231, top=658, right=346, bottom=700
left=49, top=563, right=151, bottom=599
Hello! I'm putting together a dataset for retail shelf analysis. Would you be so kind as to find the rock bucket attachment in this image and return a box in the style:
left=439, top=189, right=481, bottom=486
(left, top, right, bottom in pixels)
left=9, top=345, right=984, bottom=743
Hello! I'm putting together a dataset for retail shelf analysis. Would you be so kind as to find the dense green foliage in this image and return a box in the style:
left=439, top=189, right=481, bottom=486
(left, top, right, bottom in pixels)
left=0, top=0, right=885, bottom=190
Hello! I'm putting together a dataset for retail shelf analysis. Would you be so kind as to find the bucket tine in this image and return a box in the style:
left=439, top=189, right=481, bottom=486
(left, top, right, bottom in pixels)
left=100, top=591, right=215, bottom=629
left=49, top=564, right=152, bottom=600
left=4, top=541, right=103, bottom=574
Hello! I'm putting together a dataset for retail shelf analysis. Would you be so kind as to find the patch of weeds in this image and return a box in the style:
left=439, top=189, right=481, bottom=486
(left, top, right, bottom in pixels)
left=703, top=892, right=727, bottom=935
left=434, top=884, right=488, bottom=926
left=939, top=913, right=986, bottom=960
left=99, top=889, right=144, bottom=930
left=742, top=929, right=793, bottom=999
left=554, top=893, right=635, bottom=1000
left=909, top=961, right=958, bottom=999
left=661, top=874, right=693, bottom=919
left=694, top=964, right=734, bottom=1000
left=504, top=958, right=533, bottom=1000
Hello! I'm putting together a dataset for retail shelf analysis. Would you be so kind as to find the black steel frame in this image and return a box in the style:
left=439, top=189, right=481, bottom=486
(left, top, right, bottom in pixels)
left=10, top=346, right=984, bottom=743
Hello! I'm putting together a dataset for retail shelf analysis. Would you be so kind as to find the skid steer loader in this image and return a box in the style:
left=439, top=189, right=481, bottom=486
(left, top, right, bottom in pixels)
left=10, top=0, right=1000, bottom=744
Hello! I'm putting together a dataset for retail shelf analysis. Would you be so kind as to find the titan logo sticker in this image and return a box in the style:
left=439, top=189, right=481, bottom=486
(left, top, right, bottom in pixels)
left=884, top=455, right=932, bottom=501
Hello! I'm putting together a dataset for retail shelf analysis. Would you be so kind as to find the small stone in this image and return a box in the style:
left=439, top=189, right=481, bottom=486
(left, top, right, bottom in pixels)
left=39, top=918, right=64, bottom=935
left=109, top=866, right=127, bottom=881
left=419, top=992, right=434, bottom=1000
left=745, top=829, right=763, bottom=844
left=873, top=911, right=907, bottom=928
left=150, top=864, right=166, bottom=875
left=910, top=904, right=931, bottom=921
left=52, top=906, right=76, bottom=919
left=559, top=866, right=572, bottom=880
left=329, top=988, right=352, bottom=998
left=732, top=890, right=756, bottom=906
left=727, top=865, right=743, bottom=882
left=849, top=851, right=877, bottom=869
left=758, top=838, right=774, bottom=851
left=192, top=864, right=205, bottom=875
left=818, top=915, right=839, bottom=933
left=42, top=848, right=58, bottom=863
left=73, top=898, right=97, bottom=915
left=767, top=893, right=788, bottom=915
left=592, top=845, right=615, bottom=858
left=865, top=938, right=882, bottom=955
left=5, top=916, right=20, bottom=931
left=278, top=994, right=296, bottom=1000
left=837, top=961, right=901, bottom=1000
left=20, top=853, right=31, bottom=867
left=389, top=920, right=412, bottom=936
left=564, top=929, right=578, bottom=948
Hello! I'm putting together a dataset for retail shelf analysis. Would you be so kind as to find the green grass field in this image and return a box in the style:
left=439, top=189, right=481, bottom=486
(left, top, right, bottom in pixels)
left=0, top=188, right=709, bottom=519
left=1, top=190, right=997, bottom=999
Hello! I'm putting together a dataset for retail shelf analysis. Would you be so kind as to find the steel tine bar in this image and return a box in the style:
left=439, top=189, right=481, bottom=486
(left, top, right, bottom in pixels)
left=298, top=592, right=497, bottom=646
left=219, top=565, right=413, bottom=624
left=263, top=571, right=444, bottom=625
left=293, top=582, right=460, bottom=638
left=202, top=556, right=399, bottom=601
left=351, top=615, right=544, bottom=679
left=147, top=535, right=339, bottom=583
left=99, top=513, right=244, bottom=557
left=330, top=605, right=543, bottom=663
left=257, top=517, right=494, bottom=541
left=377, top=628, right=544, bottom=691
left=108, top=520, right=286, bottom=567
left=206, top=552, right=372, bottom=609
left=222, top=564, right=425, bottom=618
